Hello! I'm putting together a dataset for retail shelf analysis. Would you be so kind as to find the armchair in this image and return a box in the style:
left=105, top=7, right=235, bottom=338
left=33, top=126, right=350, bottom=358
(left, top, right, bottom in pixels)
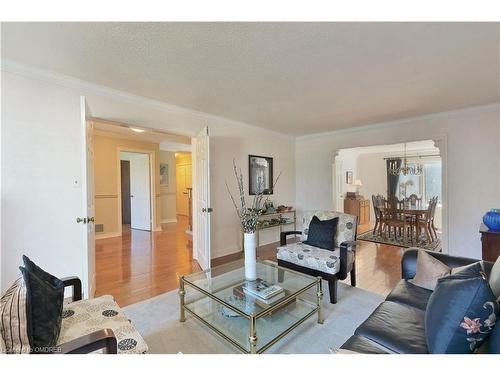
left=52, top=276, right=147, bottom=354
left=277, top=211, right=358, bottom=304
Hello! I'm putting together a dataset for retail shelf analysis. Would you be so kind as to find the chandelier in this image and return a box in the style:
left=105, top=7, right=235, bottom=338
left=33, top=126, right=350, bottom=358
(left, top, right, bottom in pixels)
left=389, top=143, right=423, bottom=176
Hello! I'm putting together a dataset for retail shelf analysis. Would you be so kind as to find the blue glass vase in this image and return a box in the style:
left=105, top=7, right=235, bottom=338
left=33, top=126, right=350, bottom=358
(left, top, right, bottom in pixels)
left=483, top=209, right=500, bottom=231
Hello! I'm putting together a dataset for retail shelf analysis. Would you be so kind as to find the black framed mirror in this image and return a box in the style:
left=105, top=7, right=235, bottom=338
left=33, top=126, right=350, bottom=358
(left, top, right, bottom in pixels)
left=248, top=155, right=274, bottom=195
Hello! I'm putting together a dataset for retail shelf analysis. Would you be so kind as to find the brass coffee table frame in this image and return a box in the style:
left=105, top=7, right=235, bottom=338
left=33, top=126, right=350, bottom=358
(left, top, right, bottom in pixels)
left=179, top=265, right=324, bottom=354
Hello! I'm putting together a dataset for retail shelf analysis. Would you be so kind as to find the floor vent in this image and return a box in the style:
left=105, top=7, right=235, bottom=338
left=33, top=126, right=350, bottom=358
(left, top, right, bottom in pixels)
left=95, top=224, right=104, bottom=233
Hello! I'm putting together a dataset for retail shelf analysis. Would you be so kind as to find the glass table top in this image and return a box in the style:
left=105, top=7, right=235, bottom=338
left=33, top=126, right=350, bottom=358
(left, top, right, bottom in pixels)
left=182, top=260, right=318, bottom=317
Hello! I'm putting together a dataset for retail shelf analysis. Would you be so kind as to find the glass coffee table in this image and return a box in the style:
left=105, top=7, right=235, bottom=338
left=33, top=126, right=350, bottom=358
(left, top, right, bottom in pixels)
left=179, top=260, right=324, bottom=354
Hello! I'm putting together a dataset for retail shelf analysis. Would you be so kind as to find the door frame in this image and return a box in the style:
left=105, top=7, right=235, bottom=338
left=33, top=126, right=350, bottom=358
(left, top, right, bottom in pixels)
left=330, top=135, right=448, bottom=253
left=81, top=96, right=96, bottom=298
left=116, top=147, right=158, bottom=234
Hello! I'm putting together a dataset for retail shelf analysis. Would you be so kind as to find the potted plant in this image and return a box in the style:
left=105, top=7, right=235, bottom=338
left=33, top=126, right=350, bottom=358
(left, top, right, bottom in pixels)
left=226, top=160, right=281, bottom=280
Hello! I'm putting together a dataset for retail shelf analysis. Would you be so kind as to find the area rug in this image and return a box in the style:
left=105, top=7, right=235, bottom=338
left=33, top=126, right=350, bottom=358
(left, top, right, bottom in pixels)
left=123, top=282, right=384, bottom=354
left=357, top=230, right=441, bottom=251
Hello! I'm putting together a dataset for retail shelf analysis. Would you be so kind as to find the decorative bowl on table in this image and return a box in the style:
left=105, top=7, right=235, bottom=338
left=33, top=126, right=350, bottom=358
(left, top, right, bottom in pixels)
left=483, top=209, right=500, bottom=231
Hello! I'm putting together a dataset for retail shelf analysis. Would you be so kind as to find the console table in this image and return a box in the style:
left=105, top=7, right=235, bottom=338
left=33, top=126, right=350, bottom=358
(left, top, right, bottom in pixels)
left=242, top=210, right=296, bottom=250
left=480, top=223, right=500, bottom=262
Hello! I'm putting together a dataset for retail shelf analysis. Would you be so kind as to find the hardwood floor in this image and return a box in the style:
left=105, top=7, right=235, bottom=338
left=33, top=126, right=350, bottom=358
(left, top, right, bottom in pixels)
left=95, top=218, right=404, bottom=306
left=95, top=215, right=201, bottom=306
left=213, top=221, right=404, bottom=296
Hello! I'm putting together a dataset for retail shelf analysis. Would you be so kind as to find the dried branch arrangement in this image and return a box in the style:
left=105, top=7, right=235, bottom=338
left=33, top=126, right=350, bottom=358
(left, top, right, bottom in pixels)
left=226, top=159, right=282, bottom=234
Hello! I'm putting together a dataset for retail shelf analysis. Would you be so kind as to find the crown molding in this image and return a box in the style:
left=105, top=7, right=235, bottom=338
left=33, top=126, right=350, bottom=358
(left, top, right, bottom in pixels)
left=296, top=102, right=500, bottom=141
left=1, top=59, right=294, bottom=140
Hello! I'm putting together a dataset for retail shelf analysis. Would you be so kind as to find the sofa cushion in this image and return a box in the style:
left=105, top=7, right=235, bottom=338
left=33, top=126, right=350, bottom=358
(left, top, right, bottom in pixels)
left=0, top=277, right=31, bottom=354
left=58, top=295, right=148, bottom=354
left=276, top=242, right=340, bottom=275
left=385, top=280, right=433, bottom=311
left=20, top=256, right=64, bottom=350
left=451, top=261, right=485, bottom=278
left=489, top=256, right=500, bottom=298
left=304, top=216, right=338, bottom=251
left=354, top=301, right=428, bottom=353
left=339, top=335, right=394, bottom=354
left=409, top=250, right=451, bottom=291
left=425, top=269, right=499, bottom=353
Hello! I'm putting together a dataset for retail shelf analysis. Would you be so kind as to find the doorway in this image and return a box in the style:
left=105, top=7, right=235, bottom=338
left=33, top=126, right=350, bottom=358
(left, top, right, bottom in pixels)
left=332, top=139, right=447, bottom=252
left=175, top=152, right=193, bottom=233
left=120, top=151, right=152, bottom=232
left=86, top=117, right=211, bottom=305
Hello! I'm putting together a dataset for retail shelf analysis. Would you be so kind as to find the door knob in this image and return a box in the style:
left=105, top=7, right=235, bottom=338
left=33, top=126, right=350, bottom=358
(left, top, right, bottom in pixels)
left=202, top=208, right=206, bottom=212
left=87, top=217, right=95, bottom=223
left=76, top=217, right=87, bottom=224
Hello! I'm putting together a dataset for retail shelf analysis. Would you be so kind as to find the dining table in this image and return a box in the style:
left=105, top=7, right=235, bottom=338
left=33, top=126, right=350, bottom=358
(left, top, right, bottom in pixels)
left=377, top=205, right=429, bottom=244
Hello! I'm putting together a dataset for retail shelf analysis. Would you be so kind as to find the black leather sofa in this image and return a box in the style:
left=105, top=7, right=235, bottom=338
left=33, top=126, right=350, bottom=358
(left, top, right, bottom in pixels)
left=340, top=248, right=499, bottom=354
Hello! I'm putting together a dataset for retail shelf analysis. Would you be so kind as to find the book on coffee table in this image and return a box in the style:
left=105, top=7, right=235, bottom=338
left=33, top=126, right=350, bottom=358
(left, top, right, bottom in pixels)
left=242, top=278, right=284, bottom=300
left=233, top=283, right=295, bottom=313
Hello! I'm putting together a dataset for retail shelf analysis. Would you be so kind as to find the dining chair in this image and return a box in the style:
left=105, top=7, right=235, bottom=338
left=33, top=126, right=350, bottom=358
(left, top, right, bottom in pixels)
left=429, top=196, right=439, bottom=239
left=380, top=207, right=410, bottom=242
left=416, top=197, right=437, bottom=243
left=371, top=194, right=385, bottom=235
left=405, top=194, right=422, bottom=208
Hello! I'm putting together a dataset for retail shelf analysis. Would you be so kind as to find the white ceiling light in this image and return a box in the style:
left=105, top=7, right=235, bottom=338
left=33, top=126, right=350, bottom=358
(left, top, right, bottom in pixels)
left=130, top=127, right=146, bottom=133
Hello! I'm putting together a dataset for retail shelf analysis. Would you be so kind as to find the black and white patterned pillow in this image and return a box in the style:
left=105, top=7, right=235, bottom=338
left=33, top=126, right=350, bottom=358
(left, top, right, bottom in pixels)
left=0, top=277, right=31, bottom=354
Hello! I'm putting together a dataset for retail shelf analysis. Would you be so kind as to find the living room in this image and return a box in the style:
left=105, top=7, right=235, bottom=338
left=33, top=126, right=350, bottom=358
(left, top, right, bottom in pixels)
left=1, top=2, right=500, bottom=373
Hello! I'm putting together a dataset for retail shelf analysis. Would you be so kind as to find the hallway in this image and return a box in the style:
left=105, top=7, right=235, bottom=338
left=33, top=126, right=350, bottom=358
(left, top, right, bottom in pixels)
left=95, top=215, right=200, bottom=306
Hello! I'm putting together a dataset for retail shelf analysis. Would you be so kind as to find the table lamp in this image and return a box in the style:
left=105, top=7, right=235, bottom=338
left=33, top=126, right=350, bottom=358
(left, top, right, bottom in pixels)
left=353, top=179, right=363, bottom=196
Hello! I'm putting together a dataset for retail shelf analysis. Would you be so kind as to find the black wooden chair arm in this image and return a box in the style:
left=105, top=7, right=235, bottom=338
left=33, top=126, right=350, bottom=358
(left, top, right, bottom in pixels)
left=61, top=276, right=82, bottom=302
left=280, top=231, right=302, bottom=246
left=339, top=241, right=357, bottom=280
left=55, top=328, right=117, bottom=354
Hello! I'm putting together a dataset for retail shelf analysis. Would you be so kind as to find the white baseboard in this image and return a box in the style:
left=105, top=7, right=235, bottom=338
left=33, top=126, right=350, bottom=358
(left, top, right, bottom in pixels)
left=95, top=231, right=122, bottom=240
left=161, top=219, right=178, bottom=224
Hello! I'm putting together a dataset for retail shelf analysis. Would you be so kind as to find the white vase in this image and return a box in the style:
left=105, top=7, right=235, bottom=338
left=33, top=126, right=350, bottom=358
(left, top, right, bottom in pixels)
left=244, top=232, right=257, bottom=281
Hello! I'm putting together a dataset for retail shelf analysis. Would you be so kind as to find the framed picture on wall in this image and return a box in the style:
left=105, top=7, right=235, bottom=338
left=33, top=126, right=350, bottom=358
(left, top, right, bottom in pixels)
left=346, top=171, right=353, bottom=184
left=160, top=163, right=169, bottom=186
left=249, top=155, right=273, bottom=195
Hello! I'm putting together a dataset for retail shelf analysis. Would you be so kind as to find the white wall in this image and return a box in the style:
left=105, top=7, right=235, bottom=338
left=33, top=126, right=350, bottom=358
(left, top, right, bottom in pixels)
left=1, top=67, right=296, bottom=288
left=210, top=126, right=296, bottom=258
left=1, top=72, right=85, bottom=292
left=337, top=149, right=359, bottom=195
left=357, top=152, right=387, bottom=200
left=296, top=104, right=500, bottom=259
left=159, top=150, right=177, bottom=223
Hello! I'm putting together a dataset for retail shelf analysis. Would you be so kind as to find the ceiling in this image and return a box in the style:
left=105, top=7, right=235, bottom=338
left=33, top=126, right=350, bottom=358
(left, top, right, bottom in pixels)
left=92, top=118, right=192, bottom=152
left=2, top=22, right=499, bottom=136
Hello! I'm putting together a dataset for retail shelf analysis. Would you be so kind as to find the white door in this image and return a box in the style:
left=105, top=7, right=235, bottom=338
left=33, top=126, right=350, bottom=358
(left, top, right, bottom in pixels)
left=81, top=96, right=95, bottom=298
left=130, top=153, right=152, bottom=231
left=193, top=126, right=211, bottom=270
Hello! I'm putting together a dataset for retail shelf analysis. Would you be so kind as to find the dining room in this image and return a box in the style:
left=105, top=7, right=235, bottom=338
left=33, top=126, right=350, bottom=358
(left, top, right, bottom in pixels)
left=335, top=140, right=443, bottom=252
